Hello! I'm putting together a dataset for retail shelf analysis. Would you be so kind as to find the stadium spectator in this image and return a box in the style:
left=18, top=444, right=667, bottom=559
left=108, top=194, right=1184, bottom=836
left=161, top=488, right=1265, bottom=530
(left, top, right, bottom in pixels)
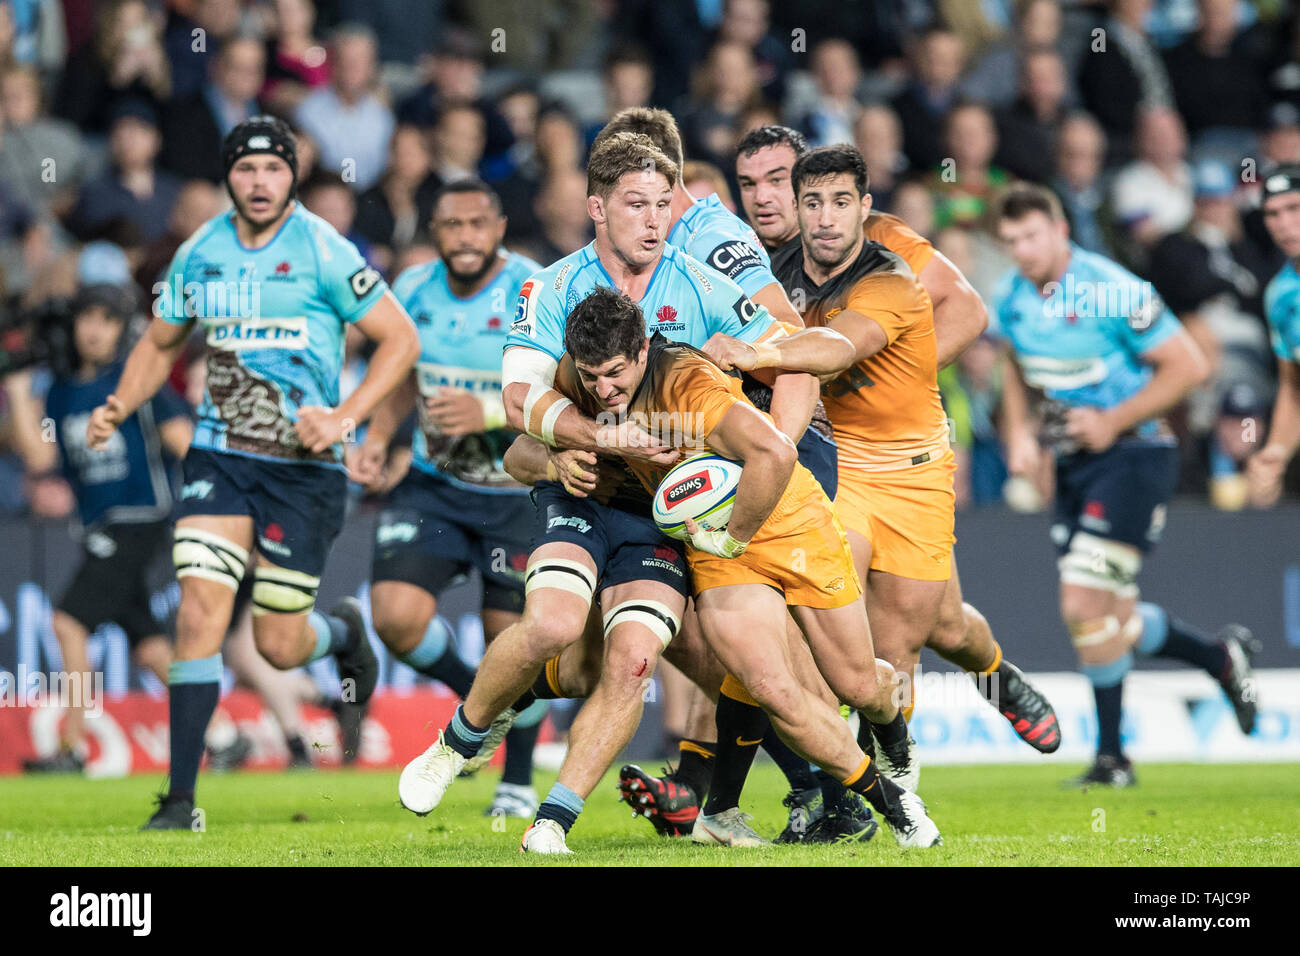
left=0, top=65, right=90, bottom=220
left=162, top=0, right=244, bottom=101
left=612, top=0, right=707, bottom=110
left=519, top=166, right=591, bottom=264
left=584, top=44, right=654, bottom=151
left=677, top=40, right=763, bottom=172
left=1111, top=105, right=1194, bottom=251
left=892, top=176, right=937, bottom=239
left=493, top=84, right=541, bottom=182
left=0, top=0, right=66, bottom=73
left=1208, top=380, right=1273, bottom=509
left=1078, top=0, right=1175, bottom=161
left=994, top=47, right=1071, bottom=185
left=961, top=0, right=1073, bottom=109
left=354, top=125, right=440, bottom=262
left=1052, top=111, right=1116, bottom=257
left=682, top=159, right=735, bottom=211
left=854, top=104, right=906, bottom=213
left=0, top=175, right=40, bottom=297
left=133, top=179, right=224, bottom=306
left=293, top=24, right=393, bottom=190
left=891, top=28, right=966, bottom=172
left=929, top=103, right=1008, bottom=232
left=54, top=0, right=170, bottom=135
left=710, top=0, right=790, bottom=107
left=335, top=0, right=439, bottom=68
left=449, top=0, right=600, bottom=74
left=65, top=98, right=181, bottom=245
left=394, top=30, right=513, bottom=164
left=1147, top=159, right=1276, bottom=438
left=430, top=99, right=486, bottom=187
left=301, top=171, right=373, bottom=267
left=795, top=38, right=862, bottom=150
left=498, top=103, right=583, bottom=244
left=260, top=0, right=331, bottom=117
left=1163, top=0, right=1270, bottom=149
left=159, top=34, right=266, bottom=183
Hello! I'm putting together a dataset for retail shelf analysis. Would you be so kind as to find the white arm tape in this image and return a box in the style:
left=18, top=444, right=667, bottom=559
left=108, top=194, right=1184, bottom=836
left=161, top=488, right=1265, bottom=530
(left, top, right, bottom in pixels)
left=502, top=346, right=559, bottom=390
left=538, top=395, right=572, bottom=445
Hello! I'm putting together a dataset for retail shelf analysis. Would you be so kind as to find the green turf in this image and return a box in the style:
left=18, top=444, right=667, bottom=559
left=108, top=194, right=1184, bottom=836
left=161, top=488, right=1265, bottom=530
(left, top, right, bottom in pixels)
left=1, top=762, right=1296, bottom=866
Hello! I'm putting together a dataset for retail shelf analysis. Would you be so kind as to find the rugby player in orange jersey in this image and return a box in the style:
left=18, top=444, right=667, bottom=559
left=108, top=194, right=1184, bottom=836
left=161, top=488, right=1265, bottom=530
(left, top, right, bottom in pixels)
left=735, top=130, right=1059, bottom=755
left=711, top=146, right=1060, bottom=795
left=553, top=285, right=941, bottom=850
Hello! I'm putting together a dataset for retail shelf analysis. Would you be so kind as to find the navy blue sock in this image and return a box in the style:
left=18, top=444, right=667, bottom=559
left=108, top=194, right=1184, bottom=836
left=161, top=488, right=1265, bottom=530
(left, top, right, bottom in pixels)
left=1134, top=603, right=1228, bottom=677
left=308, top=610, right=352, bottom=662
left=535, top=782, right=584, bottom=832
left=397, top=617, right=476, bottom=698
left=168, top=655, right=223, bottom=801
left=1093, top=682, right=1125, bottom=758
left=444, top=704, right=490, bottom=759
left=761, top=725, right=815, bottom=792
left=501, top=700, right=546, bottom=786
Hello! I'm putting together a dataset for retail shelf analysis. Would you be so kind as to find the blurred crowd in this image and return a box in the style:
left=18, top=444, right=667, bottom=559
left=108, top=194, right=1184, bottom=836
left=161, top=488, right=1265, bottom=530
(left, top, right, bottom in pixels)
left=2, top=0, right=1300, bottom=518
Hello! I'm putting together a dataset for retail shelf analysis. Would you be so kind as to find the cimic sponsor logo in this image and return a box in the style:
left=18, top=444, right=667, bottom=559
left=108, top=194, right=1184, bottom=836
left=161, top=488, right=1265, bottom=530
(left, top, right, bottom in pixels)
left=49, top=886, right=151, bottom=936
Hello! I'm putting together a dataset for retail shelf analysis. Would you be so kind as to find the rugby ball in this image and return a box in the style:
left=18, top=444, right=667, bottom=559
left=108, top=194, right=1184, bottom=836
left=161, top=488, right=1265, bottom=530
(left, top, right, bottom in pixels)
left=652, top=454, right=743, bottom=541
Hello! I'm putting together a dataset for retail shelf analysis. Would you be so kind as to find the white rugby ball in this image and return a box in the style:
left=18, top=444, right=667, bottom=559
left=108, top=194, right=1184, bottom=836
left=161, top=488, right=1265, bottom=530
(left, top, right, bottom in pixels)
left=652, top=454, right=743, bottom=541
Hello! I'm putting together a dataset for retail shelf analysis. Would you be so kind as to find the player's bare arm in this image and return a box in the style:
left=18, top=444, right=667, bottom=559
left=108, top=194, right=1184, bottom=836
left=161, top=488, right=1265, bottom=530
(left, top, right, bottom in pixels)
left=87, top=315, right=194, bottom=450
left=998, top=348, right=1040, bottom=476
left=348, top=368, right=416, bottom=487
left=1065, top=330, right=1208, bottom=453
left=296, top=291, right=420, bottom=454
left=697, top=401, right=797, bottom=546
left=503, top=345, right=677, bottom=465
left=502, top=433, right=624, bottom=499
left=1247, top=359, right=1300, bottom=506
left=919, top=248, right=989, bottom=368
left=158, top=417, right=194, bottom=460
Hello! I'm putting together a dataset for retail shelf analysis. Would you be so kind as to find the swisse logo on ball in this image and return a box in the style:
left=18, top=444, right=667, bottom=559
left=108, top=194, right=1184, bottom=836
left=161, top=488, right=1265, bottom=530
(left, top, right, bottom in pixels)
left=664, top=472, right=712, bottom=507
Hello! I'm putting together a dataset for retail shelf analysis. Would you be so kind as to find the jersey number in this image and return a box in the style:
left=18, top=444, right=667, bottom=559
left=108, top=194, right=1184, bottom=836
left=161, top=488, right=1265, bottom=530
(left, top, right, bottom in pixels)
left=823, top=366, right=875, bottom=397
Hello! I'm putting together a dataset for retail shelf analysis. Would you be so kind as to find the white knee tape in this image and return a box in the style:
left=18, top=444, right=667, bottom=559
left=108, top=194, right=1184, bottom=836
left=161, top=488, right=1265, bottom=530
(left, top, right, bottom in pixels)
left=1070, top=615, right=1121, bottom=649
left=251, top=566, right=320, bottom=616
left=173, top=529, right=249, bottom=591
left=602, top=599, right=680, bottom=649
left=524, top=558, right=597, bottom=602
left=1058, top=532, right=1141, bottom=594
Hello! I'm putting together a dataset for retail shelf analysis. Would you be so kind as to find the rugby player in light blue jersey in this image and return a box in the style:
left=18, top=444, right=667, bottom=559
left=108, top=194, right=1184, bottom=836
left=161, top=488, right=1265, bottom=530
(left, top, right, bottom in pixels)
left=991, top=183, right=1258, bottom=787
left=398, top=130, right=841, bottom=854
left=351, top=179, right=548, bottom=819
left=1248, top=165, right=1300, bottom=507
left=87, top=116, right=419, bottom=829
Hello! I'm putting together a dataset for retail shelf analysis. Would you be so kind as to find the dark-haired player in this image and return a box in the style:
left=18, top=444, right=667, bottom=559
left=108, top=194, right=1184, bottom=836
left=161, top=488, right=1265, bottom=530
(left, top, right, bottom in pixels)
left=991, top=182, right=1257, bottom=786
left=546, top=286, right=940, bottom=853
left=88, top=115, right=420, bottom=828
left=733, top=129, right=1059, bottom=755
left=351, top=179, right=548, bottom=817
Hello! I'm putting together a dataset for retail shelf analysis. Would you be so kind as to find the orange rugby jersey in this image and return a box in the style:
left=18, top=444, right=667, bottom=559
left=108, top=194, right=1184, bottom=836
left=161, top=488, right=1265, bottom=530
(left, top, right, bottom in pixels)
left=771, top=239, right=948, bottom=471
left=553, top=333, right=825, bottom=525
left=864, top=211, right=934, bottom=277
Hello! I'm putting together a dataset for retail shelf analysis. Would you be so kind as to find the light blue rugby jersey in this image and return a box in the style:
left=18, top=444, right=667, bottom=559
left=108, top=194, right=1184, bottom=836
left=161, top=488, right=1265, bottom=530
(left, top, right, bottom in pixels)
left=990, top=244, right=1180, bottom=443
left=392, top=251, right=541, bottom=493
left=506, top=240, right=775, bottom=360
left=157, top=203, right=387, bottom=467
left=666, top=194, right=775, bottom=300
left=1265, top=260, right=1300, bottom=364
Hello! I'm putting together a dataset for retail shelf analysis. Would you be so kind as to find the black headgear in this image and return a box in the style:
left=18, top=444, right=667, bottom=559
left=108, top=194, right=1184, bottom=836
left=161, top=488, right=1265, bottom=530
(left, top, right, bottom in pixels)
left=1262, top=164, right=1300, bottom=203
left=222, top=115, right=299, bottom=191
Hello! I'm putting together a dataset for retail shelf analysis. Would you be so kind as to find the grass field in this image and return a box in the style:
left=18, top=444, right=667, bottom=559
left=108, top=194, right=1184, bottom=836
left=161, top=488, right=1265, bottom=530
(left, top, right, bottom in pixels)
left=2, top=762, right=1296, bottom=866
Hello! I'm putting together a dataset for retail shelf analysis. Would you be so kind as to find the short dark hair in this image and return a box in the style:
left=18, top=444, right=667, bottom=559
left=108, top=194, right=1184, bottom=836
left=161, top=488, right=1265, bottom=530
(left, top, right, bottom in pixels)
left=994, top=182, right=1065, bottom=223
left=564, top=286, right=646, bottom=366
left=736, top=124, right=809, bottom=160
left=603, top=42, right=652, bottom=75
left=586, top=131, right=679, bottom=201
left=431, top=178, right=503, bottom=215
left=791, top=145, right=869, bottom=199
